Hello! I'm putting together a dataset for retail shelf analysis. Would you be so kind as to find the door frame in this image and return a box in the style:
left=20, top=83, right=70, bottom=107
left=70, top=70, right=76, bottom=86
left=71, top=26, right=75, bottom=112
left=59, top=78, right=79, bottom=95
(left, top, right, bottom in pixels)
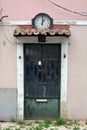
left=16, top=36, right=68, bottom=120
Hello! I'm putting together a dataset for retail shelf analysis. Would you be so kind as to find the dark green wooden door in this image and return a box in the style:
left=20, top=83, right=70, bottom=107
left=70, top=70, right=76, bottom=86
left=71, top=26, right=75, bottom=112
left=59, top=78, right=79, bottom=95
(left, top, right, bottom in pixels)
left=24, top=44, right=61, bottom=119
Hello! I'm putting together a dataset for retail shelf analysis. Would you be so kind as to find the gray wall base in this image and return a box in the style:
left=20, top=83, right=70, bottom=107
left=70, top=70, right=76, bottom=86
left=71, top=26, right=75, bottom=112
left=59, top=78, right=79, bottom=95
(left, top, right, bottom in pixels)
left=0, top=88, right=16, bottom=121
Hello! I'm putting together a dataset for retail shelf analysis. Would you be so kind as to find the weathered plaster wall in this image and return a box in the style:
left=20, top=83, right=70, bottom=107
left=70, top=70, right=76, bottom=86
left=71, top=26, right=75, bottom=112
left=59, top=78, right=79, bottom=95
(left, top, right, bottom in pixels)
left=0, top=26, right=17, bottom=88
left=0, top=25, right=87, bottom=120
left=0, top=0, right=87, bottom=21
left=68, top=26, right=87, bottom=119
left=0, top=26, right=17, bottom=120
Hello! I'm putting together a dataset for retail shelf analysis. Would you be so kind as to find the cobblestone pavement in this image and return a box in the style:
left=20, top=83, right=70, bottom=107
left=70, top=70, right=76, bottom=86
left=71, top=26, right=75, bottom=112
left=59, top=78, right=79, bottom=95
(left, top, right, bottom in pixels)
left=0, top=120, right=87, bottom=130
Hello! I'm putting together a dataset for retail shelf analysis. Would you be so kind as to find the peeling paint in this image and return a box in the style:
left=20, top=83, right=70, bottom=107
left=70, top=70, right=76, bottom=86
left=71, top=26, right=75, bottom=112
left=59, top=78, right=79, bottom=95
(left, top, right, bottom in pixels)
left=61, top=101, right=67, bottom=119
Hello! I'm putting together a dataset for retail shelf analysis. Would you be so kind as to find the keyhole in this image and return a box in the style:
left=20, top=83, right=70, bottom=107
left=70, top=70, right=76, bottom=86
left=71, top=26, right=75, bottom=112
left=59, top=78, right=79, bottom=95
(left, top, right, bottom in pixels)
left=19, top=56, right=21, bottom=59
left=64, top=54, right=66, bottom=58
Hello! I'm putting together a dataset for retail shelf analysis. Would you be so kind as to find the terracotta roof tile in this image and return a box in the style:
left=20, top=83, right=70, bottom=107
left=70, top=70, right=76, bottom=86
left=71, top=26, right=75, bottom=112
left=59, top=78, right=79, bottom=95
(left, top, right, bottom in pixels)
left=14, top=25, right=71, bottom=37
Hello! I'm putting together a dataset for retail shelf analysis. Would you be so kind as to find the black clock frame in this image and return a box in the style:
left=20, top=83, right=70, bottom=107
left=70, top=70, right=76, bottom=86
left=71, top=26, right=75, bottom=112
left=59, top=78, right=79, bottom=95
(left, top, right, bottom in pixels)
left=32, top=13, right=53, bottom=29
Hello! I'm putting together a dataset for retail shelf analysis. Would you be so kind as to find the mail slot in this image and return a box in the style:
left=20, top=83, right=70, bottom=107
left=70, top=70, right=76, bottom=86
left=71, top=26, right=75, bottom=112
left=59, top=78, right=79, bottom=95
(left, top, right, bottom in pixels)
left=36, top=99, right=48, bottom=103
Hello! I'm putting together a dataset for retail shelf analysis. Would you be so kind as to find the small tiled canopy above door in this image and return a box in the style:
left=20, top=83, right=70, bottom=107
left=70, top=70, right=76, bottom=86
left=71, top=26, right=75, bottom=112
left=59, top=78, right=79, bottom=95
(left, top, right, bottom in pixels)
left=14, top=25, right=71, bottom=37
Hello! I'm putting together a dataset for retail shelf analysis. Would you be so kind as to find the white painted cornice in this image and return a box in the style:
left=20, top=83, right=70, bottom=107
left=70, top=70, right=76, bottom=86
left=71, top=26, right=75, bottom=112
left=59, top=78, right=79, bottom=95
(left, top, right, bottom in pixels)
left=0, top=20, right=87, bottom=26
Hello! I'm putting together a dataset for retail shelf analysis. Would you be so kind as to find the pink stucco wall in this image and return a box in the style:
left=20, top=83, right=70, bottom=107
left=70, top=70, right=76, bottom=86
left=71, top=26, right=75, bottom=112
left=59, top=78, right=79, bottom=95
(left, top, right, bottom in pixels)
left=0, top=26, right=17, bottom=88
left=0, top=0, right=87, bottom=21
left=68, top=26, right=87, bottom=119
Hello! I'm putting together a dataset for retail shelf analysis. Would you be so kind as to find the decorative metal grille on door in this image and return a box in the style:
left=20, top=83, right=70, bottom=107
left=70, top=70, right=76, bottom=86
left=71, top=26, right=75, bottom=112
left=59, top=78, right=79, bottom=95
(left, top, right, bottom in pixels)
left=24, top=44, right=61, bottom=119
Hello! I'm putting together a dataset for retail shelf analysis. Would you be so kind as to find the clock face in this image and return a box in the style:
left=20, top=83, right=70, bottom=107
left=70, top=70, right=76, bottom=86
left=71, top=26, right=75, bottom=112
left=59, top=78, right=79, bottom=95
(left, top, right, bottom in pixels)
left=32, top=13, right=53, bottom=30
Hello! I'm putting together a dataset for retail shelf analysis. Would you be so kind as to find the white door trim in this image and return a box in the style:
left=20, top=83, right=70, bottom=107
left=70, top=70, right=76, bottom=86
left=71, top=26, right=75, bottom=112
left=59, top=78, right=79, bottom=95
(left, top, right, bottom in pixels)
left=17, top=36, right=68, bottom=120
left=17, top=43, right=24, bottom=120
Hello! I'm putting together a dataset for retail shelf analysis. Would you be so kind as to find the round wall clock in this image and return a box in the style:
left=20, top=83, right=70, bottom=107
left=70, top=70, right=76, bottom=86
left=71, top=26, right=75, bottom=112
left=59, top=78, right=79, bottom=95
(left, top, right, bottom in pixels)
left=32, top=13, right=53, bottom=30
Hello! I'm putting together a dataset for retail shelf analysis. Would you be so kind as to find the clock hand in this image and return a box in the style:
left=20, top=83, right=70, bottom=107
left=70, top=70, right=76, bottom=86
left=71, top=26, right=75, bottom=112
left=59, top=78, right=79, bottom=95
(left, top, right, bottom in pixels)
left=41, top=16, right=43, bottom=25
left=41, top=16, right=45, bottom=26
